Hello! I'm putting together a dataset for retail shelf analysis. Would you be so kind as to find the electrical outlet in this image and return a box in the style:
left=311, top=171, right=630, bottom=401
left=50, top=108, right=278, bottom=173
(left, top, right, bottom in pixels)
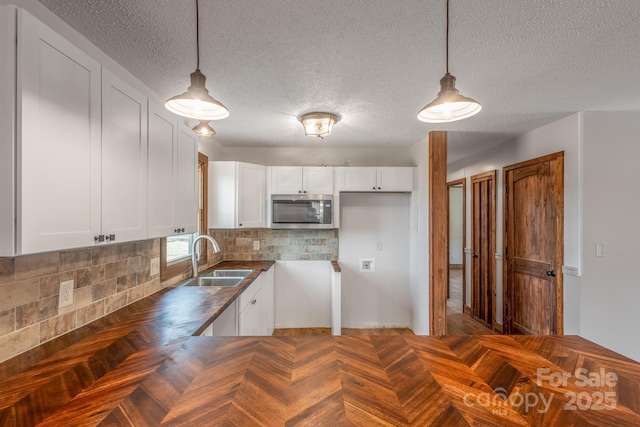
left=150, top=257, right=160, bottom=276
left=360, top=258, right=375, bottom=272
left=59, top=280, right=74, bottom=308
left=253, top=240, right=260, bottom=251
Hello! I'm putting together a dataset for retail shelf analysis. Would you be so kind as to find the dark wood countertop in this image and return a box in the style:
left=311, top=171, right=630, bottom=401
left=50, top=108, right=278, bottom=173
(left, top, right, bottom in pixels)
left=0, top=260, right=273, bottom=426
left=2, top=260, right=640, bottom=426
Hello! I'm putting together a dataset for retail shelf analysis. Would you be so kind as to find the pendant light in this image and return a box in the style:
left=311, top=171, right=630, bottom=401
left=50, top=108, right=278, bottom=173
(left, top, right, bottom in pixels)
left=417, top=0, right=481, bottom=123
left=299, top=113, right=339, bottom=140
left=165, top=0, right=229, bottom=121
left=192, top=120, right=216, bottom=139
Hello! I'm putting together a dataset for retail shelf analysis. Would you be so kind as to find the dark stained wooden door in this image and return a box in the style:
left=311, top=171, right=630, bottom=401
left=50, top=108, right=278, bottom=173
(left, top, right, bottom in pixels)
left=504, top=152, right=564, bottom=335
left=471, top=171, right=496, bottom=328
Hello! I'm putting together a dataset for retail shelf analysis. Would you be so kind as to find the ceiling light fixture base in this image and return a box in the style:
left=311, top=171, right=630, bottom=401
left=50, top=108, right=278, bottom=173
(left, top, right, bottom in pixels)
left=299, top=112, right=339, bottom=140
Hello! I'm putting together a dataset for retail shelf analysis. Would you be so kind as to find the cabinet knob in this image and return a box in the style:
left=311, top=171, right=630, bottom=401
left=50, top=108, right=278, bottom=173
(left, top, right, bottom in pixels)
left=181, top=228, right=185, bottom=233
left=372, top=187, right=376, bottom=190
left=239, top=223, right=243, bottom=227
left=298, top=190, right=302, bottom=193
left=377, top=187, right=381, bottom=190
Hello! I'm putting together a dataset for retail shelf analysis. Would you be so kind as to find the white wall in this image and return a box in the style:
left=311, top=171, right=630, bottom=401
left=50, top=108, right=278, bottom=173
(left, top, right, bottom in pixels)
left=339, top=193, right=411, bottom=328
left=409, top=137, right=430, bottom=334
left=580, top=112, right=640, bottom=361
left=448, top=186, right=463, bottom=265
left=215, top=146, right=414, bottom=167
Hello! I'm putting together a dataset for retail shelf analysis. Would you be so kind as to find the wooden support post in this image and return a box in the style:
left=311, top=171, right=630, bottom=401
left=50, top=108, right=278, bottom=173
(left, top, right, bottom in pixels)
left=429, top=131, right=448, bottom=335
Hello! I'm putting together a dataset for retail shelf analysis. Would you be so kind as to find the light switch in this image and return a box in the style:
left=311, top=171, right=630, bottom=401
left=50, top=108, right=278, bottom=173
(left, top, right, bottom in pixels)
left=595, top=243, right=605, bottom=257
left=253, top=240, right=260, bottom=251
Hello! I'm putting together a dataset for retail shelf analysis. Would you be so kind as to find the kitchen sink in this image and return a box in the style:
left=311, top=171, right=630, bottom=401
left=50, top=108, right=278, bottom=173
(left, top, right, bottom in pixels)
left=185, top=276, right=244, bottom=287
left=202, top=269, right=253, bottom=278
left=184, top=269, right=253, bottom=287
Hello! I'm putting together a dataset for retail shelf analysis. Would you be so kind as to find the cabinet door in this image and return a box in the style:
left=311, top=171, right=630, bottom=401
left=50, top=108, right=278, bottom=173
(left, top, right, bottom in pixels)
left=237, top=163, right=265, bottom=228
left=304, top=167, right=333, bottom=194
left=0, top=6, right=16, bottom=256
left=336, top=167, right=377, bottom=191
left=212, top=300, right=238, bottom=336
left=238, top=288, right=262, bottom=336
left=271, top=167, right=303, bottom=194
left=148, top=102, right=178, bottom=238
left=377, top=167, right=414, bottom=192
left=175, top=124, right=198, bottom=234
left=261, top=268, right=275, bottom=336
left=101, top=69, right=148, bottom=243
left=18, top=9, right=101, bottom=253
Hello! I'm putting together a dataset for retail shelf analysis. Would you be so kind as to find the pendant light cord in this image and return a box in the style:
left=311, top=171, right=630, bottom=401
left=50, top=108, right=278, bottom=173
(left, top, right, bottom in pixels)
left=196, top=0, right=200, bottom=70
left=445, top=0, right=449, bottom=74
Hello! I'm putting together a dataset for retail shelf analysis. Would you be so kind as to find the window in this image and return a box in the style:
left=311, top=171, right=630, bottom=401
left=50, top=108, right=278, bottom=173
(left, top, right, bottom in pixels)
left=160, top=152, right=208, bottom=281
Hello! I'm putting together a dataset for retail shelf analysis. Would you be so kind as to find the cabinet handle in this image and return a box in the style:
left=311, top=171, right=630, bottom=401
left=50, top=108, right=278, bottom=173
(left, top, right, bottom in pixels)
left=94, top=235, right=104, bottom=242
left=181, top=228, right=185, bottom=233
left=105, top=234, right=115, bottom=241
left=251, top=298, right=257, bottom=305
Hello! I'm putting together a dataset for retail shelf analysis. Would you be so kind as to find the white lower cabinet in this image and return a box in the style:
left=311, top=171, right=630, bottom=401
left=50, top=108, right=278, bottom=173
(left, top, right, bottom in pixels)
left=274, top=261, right=332, bottom=328
left=238, top=269, right=274, bottom=336
left=205, top=268, right=275, bottom=337
left=211, top=302, right=238, bottom=336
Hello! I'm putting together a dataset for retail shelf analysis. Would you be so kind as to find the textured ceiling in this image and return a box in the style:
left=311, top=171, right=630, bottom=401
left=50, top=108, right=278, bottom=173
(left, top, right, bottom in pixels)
left=39, top=0, right=640, bottom=155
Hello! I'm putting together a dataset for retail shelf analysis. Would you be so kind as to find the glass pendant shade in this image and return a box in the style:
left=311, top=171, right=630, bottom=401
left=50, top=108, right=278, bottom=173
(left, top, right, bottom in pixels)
left=192, top=120, right=216, bottom=139
left=165, top=69, right=229, bottom=121
left=417, top=73, right=481, bottom=123
left=299, top=113, right=339, bottom=139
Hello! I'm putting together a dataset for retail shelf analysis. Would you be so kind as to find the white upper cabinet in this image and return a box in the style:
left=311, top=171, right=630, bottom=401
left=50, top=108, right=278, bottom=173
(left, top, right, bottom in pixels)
left=336, top=167, right=414, bottom=192
left=271, top=166, right=333, bottom=194
left=147, top=104, right=198, bottom=238
left=147, top=102, right=178, bottom=238
left=209, top=162, right=266, bottom=229
left=175, top=124, right=198, bottom=234
left=16, top=8, right=102, bottom=254
left=101, top=69, right=148, bottom=243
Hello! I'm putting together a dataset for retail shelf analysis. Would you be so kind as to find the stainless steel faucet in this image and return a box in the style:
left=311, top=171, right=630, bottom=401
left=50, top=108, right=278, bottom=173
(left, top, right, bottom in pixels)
left=191, top=235, right=221, bottom=278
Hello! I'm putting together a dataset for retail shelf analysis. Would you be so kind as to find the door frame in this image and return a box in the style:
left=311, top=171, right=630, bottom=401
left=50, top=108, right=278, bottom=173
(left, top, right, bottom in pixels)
left=503, top=151, right=564, bottom=335
left=446, top=178, right=466, bottom=314
left=470, top=170, right=497, bottom=329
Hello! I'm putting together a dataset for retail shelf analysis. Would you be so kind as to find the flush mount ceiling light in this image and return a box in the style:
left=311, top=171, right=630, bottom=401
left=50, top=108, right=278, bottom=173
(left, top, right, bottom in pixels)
left=299, top=113, right=339, bottom=140
left=417, top=0, right=481, bottom=123
left=192, top=120, right=216, bottom=139
left=165, top=0, right=229, bottom=121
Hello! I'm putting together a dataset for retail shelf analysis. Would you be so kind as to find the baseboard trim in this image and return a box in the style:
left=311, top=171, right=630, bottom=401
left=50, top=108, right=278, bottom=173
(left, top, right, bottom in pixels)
left=449, top=264, right=463, bottom=270
left=463, top=305, right=471, bottom=315
left=493, top=322, right=503, bottom=334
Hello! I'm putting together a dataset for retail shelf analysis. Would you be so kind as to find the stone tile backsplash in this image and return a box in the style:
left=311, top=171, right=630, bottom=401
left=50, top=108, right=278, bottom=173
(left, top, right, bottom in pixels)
left=0, top=228, right=337, bottom=363
left=0, top=239, right=176, bottom=363
left=210, top=228, right=339, bottom=261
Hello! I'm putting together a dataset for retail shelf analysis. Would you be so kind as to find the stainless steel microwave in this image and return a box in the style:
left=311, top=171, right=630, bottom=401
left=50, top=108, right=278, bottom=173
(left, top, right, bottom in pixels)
left=271, top=194, right=333, bottom=229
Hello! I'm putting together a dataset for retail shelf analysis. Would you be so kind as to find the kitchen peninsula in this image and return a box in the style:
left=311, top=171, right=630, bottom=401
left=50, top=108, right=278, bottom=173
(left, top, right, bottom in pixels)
left=1, top=260, right=639, bottom=426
